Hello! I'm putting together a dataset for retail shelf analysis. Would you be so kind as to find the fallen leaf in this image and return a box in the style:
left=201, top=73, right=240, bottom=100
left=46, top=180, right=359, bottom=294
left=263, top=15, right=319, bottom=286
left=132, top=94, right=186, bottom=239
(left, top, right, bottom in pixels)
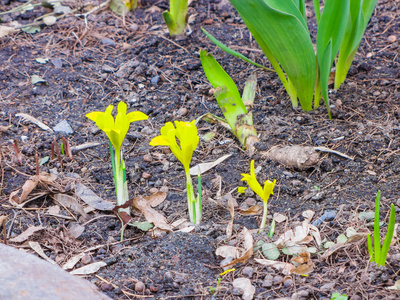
left=53, top=194, right=88, bottom=219
left=386, top=280, right=400, bottom=290
left=0, top=25, right=16, bottom=38
left=76, top=184, right=114, bottom=211
left=216, top=245, right=242, bottom=259
left=222, top=227, right=253, bottom=268
left=302, top=210, right=315, bottom=221
left=129, top=221, right=154, bottom=232
left=70, top=261, right=107, bottom=275
left=62, top=253, right=86, bottom=270
left=290, top=252, right=314, bottom=275
left=31, top=75, right=47, bottom=84
left=132, top=196, right=172, bottom=231
left=9, top=226, right=45, bottom=243
left=238, top=205, right=263, bottom=216
left=189, top=154, right=232, bottom=175
left=14, top=177, right=39, bottom=204
left=67, top=222, right=85, bottom=238
left=273, top=213, right=287, bottom=223
left=262, top=243, right=280, bottom=260
left=29, top=241, right=57, bottom=265
left=232, top=278, right=255, bottom=300
left=144, top=191, right=167, bottom=207
left=264, top=145, right=319, bottom=169
left=226, top=195, right=235, bottom=239
left=15, top=113, right=53, bottom=132
left=22, top=26, right=41, bottom=34
left=254, top=258, right=295, bottom=276
left=35, top=58, right=49, bottom=64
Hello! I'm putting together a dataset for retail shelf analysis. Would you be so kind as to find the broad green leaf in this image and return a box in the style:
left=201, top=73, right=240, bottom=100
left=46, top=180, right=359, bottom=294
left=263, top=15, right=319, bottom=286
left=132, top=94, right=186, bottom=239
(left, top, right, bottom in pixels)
left=312, top=0, right=321, bottom=24
left=262, top=242, right=280, bottom=260
left=316, top=0, right=350, bottom=118
left=22, top=26, right=41, bottom=34
left=130, top=221, right=154, bottom=231
left=201, top=28, right=272, bottom=71
left=379, top=204, right=396, bottom=266
left=200, top=50, right=247, bottom=131
left=229, top=0, right=316, bottom=111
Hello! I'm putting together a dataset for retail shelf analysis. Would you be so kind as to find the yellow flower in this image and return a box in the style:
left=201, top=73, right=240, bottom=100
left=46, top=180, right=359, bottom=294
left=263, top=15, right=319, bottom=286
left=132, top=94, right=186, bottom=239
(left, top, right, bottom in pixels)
left=150, top=120, right=199, bottom=171
left=86, top=101, right=148, bottom=163
left=241, top=160, right=276, bottom=203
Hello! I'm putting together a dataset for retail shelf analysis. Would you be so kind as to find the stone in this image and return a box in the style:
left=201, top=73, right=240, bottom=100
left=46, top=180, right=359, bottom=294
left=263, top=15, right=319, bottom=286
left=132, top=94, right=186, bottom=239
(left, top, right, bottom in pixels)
left=150, top=75, right=160, bottom=84
left=0, top=243, right=111, bottom=300
left=135, top=281, right=145, bottom=292
left=53, top=119, right=73, bottom=135
left=242, top=266, right=254, bottom=277
left=387, top=35, right=397, bottom=43
left=100, top=38, right=116, bottom=47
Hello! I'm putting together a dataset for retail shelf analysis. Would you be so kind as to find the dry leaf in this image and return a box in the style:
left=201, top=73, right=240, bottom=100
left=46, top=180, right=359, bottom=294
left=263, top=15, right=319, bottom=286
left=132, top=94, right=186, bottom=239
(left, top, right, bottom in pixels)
left=264, top=145, right=319, bottom=169
left=302, top=210, right=315, bottom=221
left=70, top=142, right=101, bottom=151
left=216, top=246, right=242, bottom=259
left=132, top=196, right=172, bottom=231
left=290, top=252, right=314, bottom=275
left=144, top=191, right=167, bottom=207
left=62, top=253, right=86, bottom=270
left=189, top=154, right=232, bottom=175
left=232, top=278, right=255, bottom=300
left=254, top=258, right=295, bottom=276
left=29, top=241, right=57, bottom=265
left=15, top=113, right=53, bottom=132
left=386, top=280, right=400, bottom=290
left=273, top=213, right=287, bottom=223
left=222, top=227, right=253, bottom=268
left=226, top=195, right=235, bottom=239
left=53, top=194, right=88, bottom=220
left=76, top=183, right=114, bottom=211
left=9, top=226, right=45, bottom=243
left=70, top=261, right=107, bottom=275
left=68, top=222, right=85, bottom=238
left=238, top=205, right=263, bottom=215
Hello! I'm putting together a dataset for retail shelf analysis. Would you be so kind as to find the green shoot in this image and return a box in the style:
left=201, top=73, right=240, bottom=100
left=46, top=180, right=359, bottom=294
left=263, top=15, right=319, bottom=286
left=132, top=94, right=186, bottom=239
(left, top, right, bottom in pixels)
left=163, top=0, right=188, bottom=37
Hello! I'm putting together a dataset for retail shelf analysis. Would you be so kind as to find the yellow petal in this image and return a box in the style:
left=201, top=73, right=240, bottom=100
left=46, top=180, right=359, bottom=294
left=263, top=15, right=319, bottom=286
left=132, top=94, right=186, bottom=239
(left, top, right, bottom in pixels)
left=86, top=111, right=103, bottom=122
left=127, top=111, right=148, bottom=123
left=149, top=135, right=170, bottom=146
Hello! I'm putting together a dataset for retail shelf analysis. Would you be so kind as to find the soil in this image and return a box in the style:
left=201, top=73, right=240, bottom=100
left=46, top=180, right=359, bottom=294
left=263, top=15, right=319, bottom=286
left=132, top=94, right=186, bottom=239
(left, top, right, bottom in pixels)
left=1, top=0, right=400, bottom=299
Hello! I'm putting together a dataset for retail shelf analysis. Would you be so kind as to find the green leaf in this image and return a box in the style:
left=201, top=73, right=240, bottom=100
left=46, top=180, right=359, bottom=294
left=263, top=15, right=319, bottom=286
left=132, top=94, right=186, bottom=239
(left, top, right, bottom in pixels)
left=110, top=0, right=129, bottom=16
left=336, top=234, right=348, bottom=244
left=373, top=190, right=382, bottom=264
left=262, top=242, right=280, bottom=260
left=331, top=292, right=348, bottom=300
left=242, top=73, right=257, bottom=108
left=200, top=49, right=247, bottom=131
left=130, top=221, right=154, bottom=231
left=268, top=218, right=275, bottom=238
left=229, top=0, right=316, bottom=111
left=201, top=28, right=272, bottom=71
left=379, top=203, right=396, bottom=266
left=316, top=0, right=350, bottom=118
left=22, top=26, right=41, bottom=34
left=163, top=0, right=188, bottom=36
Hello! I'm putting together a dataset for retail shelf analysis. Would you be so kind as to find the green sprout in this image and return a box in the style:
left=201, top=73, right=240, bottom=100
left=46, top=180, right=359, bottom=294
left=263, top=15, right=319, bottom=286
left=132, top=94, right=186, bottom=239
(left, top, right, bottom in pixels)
left=331, top=292, right=348, bottom=300
left=150, top=121, right=201, bottom=224
left=241, top=160, right=276, bottom=232
left=86, top=102, right=148, bottom=238
left=163, top=0, right=188, bottom=37
left=200, top=49, right=258, bottom=150
left=203, top=0, right=377, bottom=118
left=367, top=190, right=396, bottom=267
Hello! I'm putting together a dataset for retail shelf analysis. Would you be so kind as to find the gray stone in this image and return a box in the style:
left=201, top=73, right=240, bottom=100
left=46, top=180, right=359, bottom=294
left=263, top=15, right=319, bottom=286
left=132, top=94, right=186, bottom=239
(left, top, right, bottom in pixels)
left=150, top=75, right=160, bottom=84
left=242, top=266, right=254, bottom=277
left=0, top=243, right=111, bottom=300
left=100, top=38, right=116, bottom=47
left=53, top=119, right=73, bottom=135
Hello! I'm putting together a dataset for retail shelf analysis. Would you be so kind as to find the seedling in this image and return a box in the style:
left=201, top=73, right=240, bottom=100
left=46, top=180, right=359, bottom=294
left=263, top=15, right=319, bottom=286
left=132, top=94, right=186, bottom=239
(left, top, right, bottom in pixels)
left=150, top=120, right=201, bottom=224
left=200, top=50, right=258, bottom=150
left=367, top=190, right=396, bottom=267
left=331, top=292, right=348, bottom=300
left=204, top=0, right=377, bottom=118
left=163, top=0, right=188, bottom=37
left=241, top=160, right=276, bottom=232
left=86, top=101, right=148, bottom=236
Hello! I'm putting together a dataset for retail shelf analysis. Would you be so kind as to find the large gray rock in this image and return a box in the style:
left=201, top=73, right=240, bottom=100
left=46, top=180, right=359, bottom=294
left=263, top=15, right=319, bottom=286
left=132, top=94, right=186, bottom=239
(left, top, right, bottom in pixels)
left=0, top=243, right=111, bottom=300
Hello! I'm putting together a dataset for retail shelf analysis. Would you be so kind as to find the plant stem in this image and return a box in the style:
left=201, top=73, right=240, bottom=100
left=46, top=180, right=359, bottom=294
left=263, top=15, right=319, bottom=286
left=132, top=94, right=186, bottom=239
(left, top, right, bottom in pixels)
left=186, top=171, right=200, bottom=224
left=259, top=201, right=268, bottom=233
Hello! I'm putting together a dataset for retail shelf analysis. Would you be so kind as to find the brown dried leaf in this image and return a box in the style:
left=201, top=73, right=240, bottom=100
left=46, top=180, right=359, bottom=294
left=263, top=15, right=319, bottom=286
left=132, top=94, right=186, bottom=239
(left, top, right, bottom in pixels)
left=221, top=227, right=253, bottom=268
left=132, top=196, right=172, bottom=231
left=18, top=177, right=39, bottom=204
left=291, top=252, right=314, bottom=275
left=62, top=253, right=86, bottom=270
left=254, top=258, right=295, bottom=276
left=53, top=193, right=88, bottom=220
left=69, top=261, right=107, bottom=275
left=9, top=226, right=45, bottom=243
left=29, top=241, right=57, bottom=265
left=144, top=191, right=167, bottom=207
left=226, top=195, right=235, bottom=239
left=239, top=205, right=263, bottom=215
left=264, top=145, right=319, bottom=169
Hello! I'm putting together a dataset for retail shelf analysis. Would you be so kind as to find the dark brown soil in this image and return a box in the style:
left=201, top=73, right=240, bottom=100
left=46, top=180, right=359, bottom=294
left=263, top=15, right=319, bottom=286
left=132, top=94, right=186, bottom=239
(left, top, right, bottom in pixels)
left=1, top=0, right=400, bottom=299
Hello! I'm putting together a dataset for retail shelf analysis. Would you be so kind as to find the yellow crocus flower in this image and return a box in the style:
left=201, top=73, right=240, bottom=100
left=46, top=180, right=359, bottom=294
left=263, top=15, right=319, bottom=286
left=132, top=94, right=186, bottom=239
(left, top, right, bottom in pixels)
left=86, top=101, right=148, bottom=164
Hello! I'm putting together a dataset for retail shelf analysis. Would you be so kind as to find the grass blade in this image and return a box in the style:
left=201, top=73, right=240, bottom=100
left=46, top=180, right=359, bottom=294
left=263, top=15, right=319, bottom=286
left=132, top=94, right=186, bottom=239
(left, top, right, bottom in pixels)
left=373, top=190, right=381, bottom=264
left=379, top=204, right=396, bottom=266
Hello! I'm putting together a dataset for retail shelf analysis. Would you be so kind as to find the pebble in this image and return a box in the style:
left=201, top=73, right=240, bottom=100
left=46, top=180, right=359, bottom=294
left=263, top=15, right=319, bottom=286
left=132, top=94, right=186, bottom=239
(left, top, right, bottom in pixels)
left=53, top=119, right=73, bottom=135
left=149, top=188, right=158, bottom=194
left=312, top=210, right=337, bottom=226
left=141, top=126, right=153, bottom=135
left=135, top=281, right=146, bottom=292
left=102, top=65, right=115, bottom=73
left=177, top=107, right=187, bottom=116
left=101, top=38, right=116, bottom=47
left=130, top=23, right=139, bottom=31
left=262, top=278, right=272, bottom=287
left=366, top=52, right=373, bottom=58
left=81, top=254, right=92, bottom=265
left=292, top=290, right=309, bottom=298
left=244, top=198, right=257, bottom=206
left=273, top=275, right=284, bottom=285
left=387, top=35, right=397, bottom=43
left=142, top=172, right=151, bottom=179
left=283, top=278, right=293, bottom=288
left=143, top=154, right=152, bottom=162
left=150, top=75, right=160, bottom=84
left=242, top=266, right=254, bottom=277
left=160, top=186, right=169, bottom=193
left=21, top=135, right=28, bottom=142
left=231, top=287, right=244, bottom=296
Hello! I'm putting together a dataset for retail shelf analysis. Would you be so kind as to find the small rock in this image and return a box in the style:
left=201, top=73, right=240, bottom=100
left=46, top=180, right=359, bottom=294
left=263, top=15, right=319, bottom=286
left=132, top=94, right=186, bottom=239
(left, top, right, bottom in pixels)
left=283, top=278, right=293, bottom=288
left=21, top=135, right=28, bottom=142
left=292, top=290, right=309, bottom=299
left=262, top=278, right=272, bottom=287
left=143, top=154, right=152, bottom=162
left=149, top=285, right=158, bottom=293
left=101, top=283, right=113, bottom=291
left=244, top=198, right=257, bottom=206
left=242, top=266, right=254, bottom=277
left=53, top=120, right=73, bottom=135
left=51, top=58, right=63, bottom=68
left=387, top=35, right=397, bottom=43
left=101, top=38, right=116, bottom=47
left=142, top=172, right=151, bottom=179
left=231, top=287, right=244, bottom=296
left=102, top=65, right=115, bottom=73
left=320, top=282, right=335, bottom=292
left=130, top=23, right=139, bottom=31
left=135, top=281, right=145, bottom=293
left=150, top=75, right=160, bottom=84
left=141, top=126, right=153, bottom=135
left=177, top=107, right=187, bottom=116
left=160, top=186, right=169, bottom=193
left=366, top=52, right=373, bottom=58
left=149, top=188, right=158, bottom=194
left=81, top=254, right=92, bottom=265
left=273, top=275, right=284, bottom=285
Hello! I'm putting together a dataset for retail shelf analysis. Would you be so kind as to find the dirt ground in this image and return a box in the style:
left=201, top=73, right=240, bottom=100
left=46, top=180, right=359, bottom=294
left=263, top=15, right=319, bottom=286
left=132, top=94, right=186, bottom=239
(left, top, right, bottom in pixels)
left=1, top=0, right=400, bottom=299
